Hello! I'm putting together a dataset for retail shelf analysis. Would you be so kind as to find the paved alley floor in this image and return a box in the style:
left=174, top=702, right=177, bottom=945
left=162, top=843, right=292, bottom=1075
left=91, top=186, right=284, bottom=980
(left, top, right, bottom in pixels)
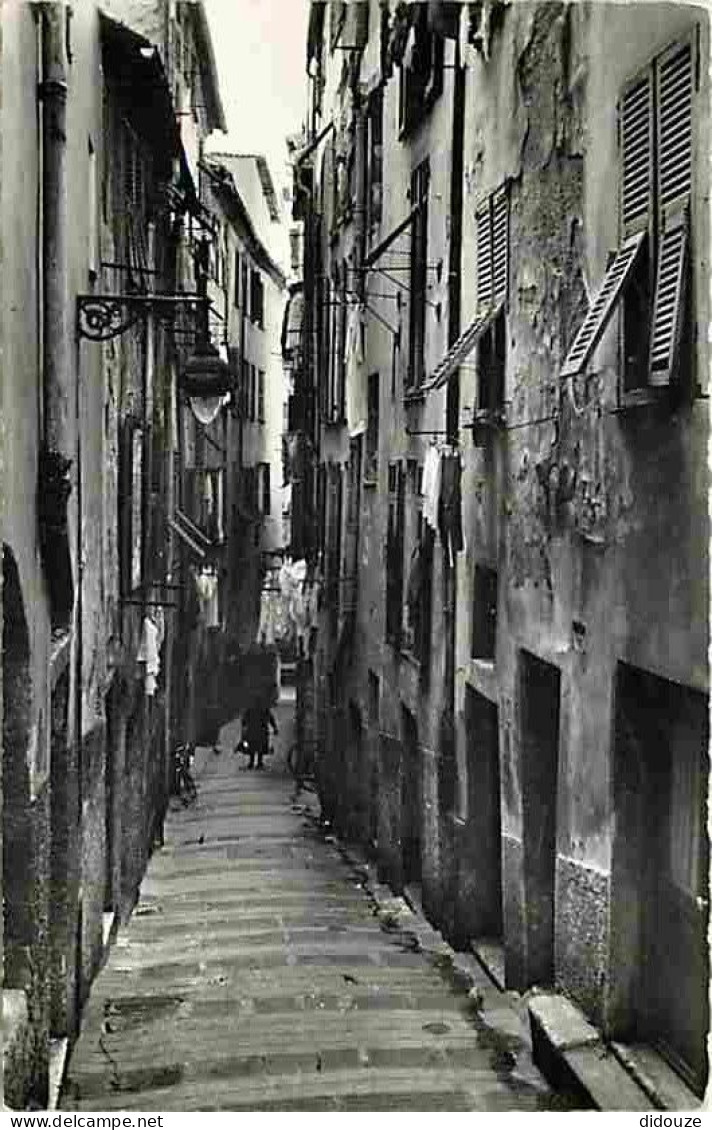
left=61, top=710, right=556, bottom=1112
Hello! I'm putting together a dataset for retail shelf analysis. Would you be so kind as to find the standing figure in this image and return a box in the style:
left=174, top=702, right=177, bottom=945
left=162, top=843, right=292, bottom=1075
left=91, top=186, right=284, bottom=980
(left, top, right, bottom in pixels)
left=240, top=704, right=279, bottom=769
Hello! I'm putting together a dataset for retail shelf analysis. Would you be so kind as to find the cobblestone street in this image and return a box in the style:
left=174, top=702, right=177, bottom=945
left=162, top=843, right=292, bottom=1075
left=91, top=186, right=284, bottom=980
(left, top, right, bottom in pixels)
left=61, top=706, right=555, bottom=1112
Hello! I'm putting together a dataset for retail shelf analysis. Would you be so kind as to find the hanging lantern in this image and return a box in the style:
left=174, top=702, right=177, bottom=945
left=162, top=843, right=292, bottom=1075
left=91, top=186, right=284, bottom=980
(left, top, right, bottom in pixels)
left=180, top=343, right=232, bottom=399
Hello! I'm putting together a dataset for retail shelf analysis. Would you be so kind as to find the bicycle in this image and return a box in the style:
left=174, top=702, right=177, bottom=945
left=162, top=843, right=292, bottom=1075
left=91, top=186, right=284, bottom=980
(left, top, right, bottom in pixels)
left=173, top=742, right=198, bottom=805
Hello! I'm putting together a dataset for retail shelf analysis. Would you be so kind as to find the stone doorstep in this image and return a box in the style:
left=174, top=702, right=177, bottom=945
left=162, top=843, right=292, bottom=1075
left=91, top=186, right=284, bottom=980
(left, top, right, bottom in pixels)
left=2, top=990, right=30, bottom=1111
left=48, top=1039, right=69, bottom=1112
left=471, top=938, right=506, bottom=993
left=528, top=992, right=701, bottom=1112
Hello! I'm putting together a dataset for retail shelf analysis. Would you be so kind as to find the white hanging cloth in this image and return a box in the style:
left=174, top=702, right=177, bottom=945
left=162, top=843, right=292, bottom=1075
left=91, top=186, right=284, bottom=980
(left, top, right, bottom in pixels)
left=422, top=445, right=442, bottom=531
left=345, top=303, right=367, bottom=438
left=137, top=615, right=161, bottom=696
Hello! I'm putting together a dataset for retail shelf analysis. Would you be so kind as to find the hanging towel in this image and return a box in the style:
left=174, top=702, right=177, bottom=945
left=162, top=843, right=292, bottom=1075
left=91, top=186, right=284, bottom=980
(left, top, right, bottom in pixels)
left=345, top=302, right=367, bottom=436
left=196, top=570, right=219, bottom=628
left=137, top=616, right=160, bottom=676
left=422, top=445, right=442, bottom=531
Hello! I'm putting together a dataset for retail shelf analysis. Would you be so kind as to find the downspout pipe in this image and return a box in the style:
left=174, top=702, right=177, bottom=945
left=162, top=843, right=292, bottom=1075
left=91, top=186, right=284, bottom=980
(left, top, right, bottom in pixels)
left=443, top=37, right=465, bottom=718
left=39, top=0, right=83, bottom=1017
left=39, top=1, right=69, bottom=455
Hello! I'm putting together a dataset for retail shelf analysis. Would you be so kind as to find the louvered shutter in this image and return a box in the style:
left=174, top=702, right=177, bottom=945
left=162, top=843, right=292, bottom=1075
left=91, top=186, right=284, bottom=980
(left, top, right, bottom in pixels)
left=656, top=39, right=693, bottom=214
left=492, top=187, right=509, bottom=307
left=620, top=71, right=654, bottom=238
left=476, top=198, right=493, bottom=310
left=422, top=307, right=497, bottom=391
left=560, top=232, right=646, bottom=378
left=649, top=206, right=689, bottom=386
left=649, top=39, right=693, bottom=386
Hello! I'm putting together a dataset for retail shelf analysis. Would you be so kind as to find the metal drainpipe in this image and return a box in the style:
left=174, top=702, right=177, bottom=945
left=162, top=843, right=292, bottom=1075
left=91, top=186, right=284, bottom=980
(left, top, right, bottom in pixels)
left=40, top=1, right=69, bottom=452
left=39, top=0, right=84, bottom=1008
left=443, top=37, right=466, bottom=764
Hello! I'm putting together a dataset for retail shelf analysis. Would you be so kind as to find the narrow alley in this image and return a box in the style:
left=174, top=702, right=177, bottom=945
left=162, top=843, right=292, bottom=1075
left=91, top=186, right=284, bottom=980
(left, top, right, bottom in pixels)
left=60, top=703, right=556, bottom=1113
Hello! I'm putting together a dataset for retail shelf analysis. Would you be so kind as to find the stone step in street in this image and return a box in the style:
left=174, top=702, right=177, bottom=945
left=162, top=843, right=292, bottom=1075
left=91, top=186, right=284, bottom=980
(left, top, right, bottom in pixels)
left=61, top=723, right=561, bottom=1112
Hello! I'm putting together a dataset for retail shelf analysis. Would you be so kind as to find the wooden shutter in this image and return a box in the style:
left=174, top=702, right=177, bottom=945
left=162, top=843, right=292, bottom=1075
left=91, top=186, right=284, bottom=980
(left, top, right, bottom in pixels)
left=476, top=198, right=493, bottom=310
left=649, top=206, right=689, bottom=386
left=560, top=232, right=646, bottom=378
left=620, top=71, right=654, bottom=238
left=656, top=39, right=693, bottom=215
left=649, top=39, right=693, bottom=387
left=422, top=306, right=497, bottom=392
left=492, top=187, right=509, bottom=307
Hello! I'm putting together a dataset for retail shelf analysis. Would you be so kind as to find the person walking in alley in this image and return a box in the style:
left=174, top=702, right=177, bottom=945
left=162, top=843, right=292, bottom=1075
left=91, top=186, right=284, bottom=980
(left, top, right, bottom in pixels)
left=240, top=703, right=279, bottom=769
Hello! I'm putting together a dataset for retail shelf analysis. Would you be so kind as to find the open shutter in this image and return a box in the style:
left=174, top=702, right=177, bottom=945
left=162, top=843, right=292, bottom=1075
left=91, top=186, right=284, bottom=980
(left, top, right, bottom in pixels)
left=476, top=198, right=493, bottom=311
left=620, top=71, right=654, bottom=238
left=649, top=206, right=689, bottom=386
left=649, top=39, right=693, bottom=387
left=422, top=306, right=500, bottom=391
left=561, top=232, right=646, bottom=378
left=492, top=187, right=509, bottom=307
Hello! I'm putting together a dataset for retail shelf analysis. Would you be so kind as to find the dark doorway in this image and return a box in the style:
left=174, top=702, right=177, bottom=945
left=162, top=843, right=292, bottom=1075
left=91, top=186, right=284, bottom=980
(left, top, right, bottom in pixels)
left=464, top=687, right=502, bottom=938
left=519, top=650, right=561, bottom=987
left=612, top=664, right=709, bottom=1095
left=401, top=706, right=421, bottom=888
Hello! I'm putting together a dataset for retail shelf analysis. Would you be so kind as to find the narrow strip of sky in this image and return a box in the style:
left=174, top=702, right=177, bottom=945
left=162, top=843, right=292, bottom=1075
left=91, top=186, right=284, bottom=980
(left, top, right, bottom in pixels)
left=204, top=0, right=309, bottom=194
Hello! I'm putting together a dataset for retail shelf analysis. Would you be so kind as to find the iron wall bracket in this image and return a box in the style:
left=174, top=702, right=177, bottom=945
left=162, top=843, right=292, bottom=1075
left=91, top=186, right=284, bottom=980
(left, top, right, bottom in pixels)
left=76, top=293, right=210, bottom=342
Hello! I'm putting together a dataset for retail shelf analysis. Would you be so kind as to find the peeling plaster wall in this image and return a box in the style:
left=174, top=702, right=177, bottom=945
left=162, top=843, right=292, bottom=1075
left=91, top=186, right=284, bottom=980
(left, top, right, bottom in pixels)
left=456, top=0, right=709, bottom=1024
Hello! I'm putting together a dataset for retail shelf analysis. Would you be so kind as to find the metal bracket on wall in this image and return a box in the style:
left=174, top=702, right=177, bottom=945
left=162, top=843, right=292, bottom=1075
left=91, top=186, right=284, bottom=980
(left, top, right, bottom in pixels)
left=76, top=293, right=210, bottom=343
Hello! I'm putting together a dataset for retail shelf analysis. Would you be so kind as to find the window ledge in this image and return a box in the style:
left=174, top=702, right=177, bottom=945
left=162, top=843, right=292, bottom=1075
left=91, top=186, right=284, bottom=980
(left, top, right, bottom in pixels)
left=363, top=475, right=378, bottom=490
left=404, top=389, right=426, bottom=407
left=616, top=386, right=669, bottom=413
left=400, top=647, right=422, bottom=671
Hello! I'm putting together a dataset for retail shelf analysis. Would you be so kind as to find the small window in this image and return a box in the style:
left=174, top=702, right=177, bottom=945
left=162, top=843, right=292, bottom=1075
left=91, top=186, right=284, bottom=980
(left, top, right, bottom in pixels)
left=88, top=138, right=98, bottom=282
left=404, top=468, right=433, bottom=672
left=260, top=463, right=271, bottom=515
left=472, top=565, right=498, bottom=661
left=234, top=250, right=241, bottom=308
left=368, top=669, right=380, bottom=726
left=398, top=7, right=444, bottom=138
left=258, top=370, right=265, bottom=423
left=478, top=308, right=506, bottom=412
left=365, top=372, right=379, bottom=482
left=407, top=159, right=429, bottom=391
left=250, top=365, right=257, bottom=421
left=366, top=87, right=383, bottom=234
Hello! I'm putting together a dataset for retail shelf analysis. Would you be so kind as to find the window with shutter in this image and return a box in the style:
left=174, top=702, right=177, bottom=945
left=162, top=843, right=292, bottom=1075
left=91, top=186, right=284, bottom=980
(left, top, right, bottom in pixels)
left=258, top=370, right=265, bottom=422
left=649, top=38, right=693, bottom=387
left=476, top=199, right=493, bottom=311
left=408, top=159, right=429, bottom=389
left=492, top=188, right=509, bottom=308
left=234, top=250, right=240, bottom=308
left=422, top=184, right=508, bottom=394
left=564, top=34, right=695, bottom=396
left=621, top=71, right=653, bottom=238
left=649, top=206, right=689, bottom=387
left=561, top=232, right=646, bottom=378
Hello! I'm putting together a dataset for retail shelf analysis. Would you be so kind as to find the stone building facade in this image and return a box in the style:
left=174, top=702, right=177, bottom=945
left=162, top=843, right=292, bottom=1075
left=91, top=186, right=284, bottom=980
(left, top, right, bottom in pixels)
left=0, top=0, right=239, bottom=1108
left=294, top=0, right=710, bottom=1100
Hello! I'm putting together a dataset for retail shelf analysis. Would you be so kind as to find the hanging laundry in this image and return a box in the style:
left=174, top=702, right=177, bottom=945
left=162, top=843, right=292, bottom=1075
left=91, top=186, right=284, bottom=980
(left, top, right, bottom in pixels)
left=346, top=303, right=367, bottom=437
left=137, top=615, right=161, bottom=696
left=438, top=452, right=464, bottom=566
left=422, top=445, right=442, bottom=531
left=196, top=569, right=219, bottom=629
